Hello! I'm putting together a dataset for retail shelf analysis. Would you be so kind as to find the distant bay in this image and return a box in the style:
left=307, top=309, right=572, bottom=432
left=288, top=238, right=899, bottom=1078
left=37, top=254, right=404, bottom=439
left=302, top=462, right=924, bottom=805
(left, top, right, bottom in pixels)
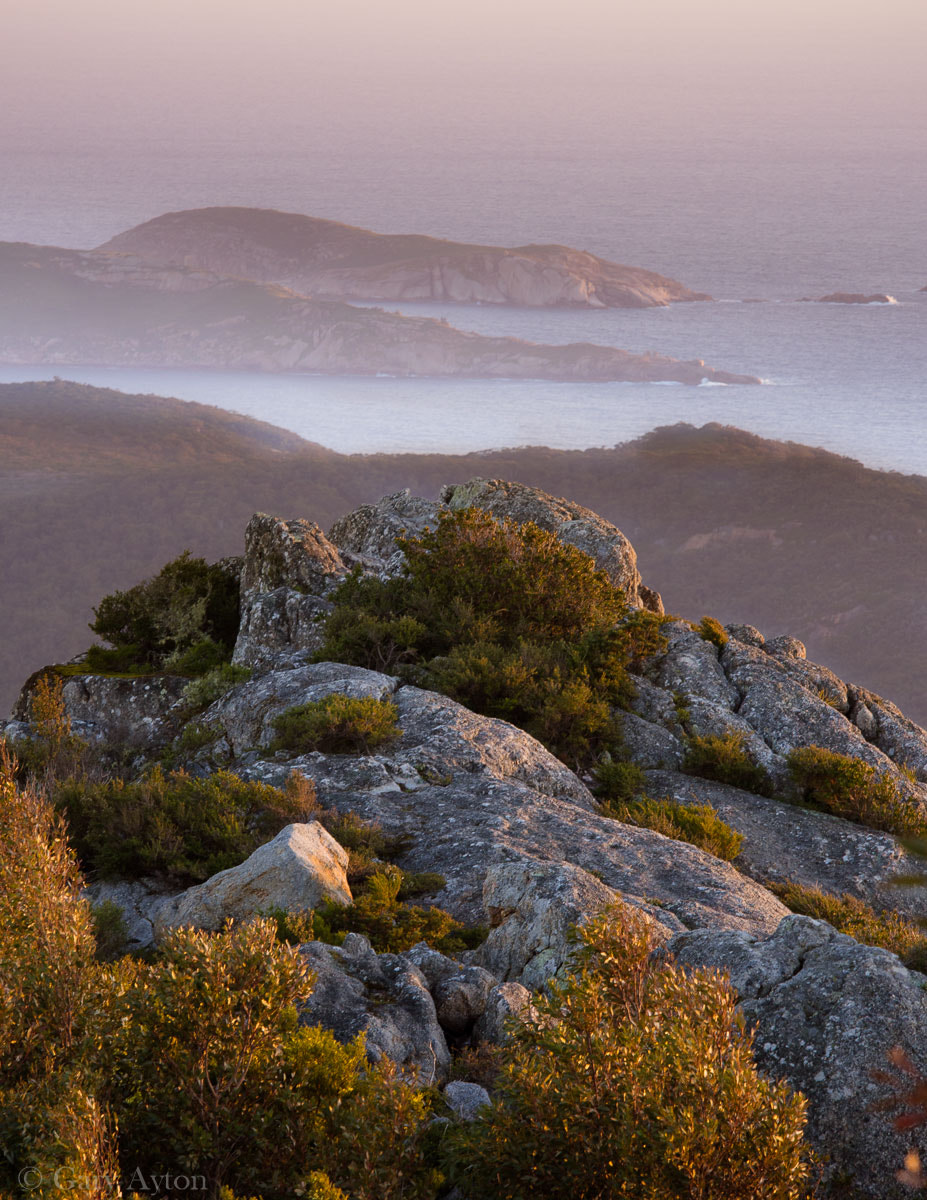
left=3, top=289, right=925, bottom=474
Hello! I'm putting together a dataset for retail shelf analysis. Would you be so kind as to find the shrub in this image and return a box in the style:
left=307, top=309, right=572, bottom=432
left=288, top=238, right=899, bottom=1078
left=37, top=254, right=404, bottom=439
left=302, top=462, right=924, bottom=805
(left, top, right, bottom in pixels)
left=602, top=795, right=744, bottom=861
left=106, top=920, right=442, bottom=1200
left=771, top=880, right=927, bottom=971
left=592, top=757, right=647, bottom=804
left=0, top=759, right=119, bottom=1198
left=89, top=551, right=239, bottom=674
left=55, top=766, right=317, bottom=884
left=683, top=732, right=774, bottom=796
left=181, top=662, right=252, bottom=713
left=315, top=509, right=667, bottom=768
left=786, top=745, right=926, bottom=837
left=271, top=694, right=401, bottom=756
left=13, top=672, right=93, bottom=788
left=313, top=868, right=485, bottom=955
left=445, top=903, right=810, bottom=1199
left=696, top=614, right=729, bottom=648
left=91, top=900, right=130, bottom=962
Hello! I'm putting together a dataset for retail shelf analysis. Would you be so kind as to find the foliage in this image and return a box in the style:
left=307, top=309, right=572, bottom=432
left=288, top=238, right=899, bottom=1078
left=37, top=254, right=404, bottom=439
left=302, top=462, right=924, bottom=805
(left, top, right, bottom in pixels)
left=683, top=732, right=774, bottom=796
left=445, top=903, right=810, bottom=1199
left=13, top=672, right=93, bottom=788
left=604, top=794, right=744, bottom=862
left=695, top=614, right=729, bottom=649
left=592, top=757, right=647, bottom=804
left=786, top=745, right=926, bottom=837
left=0, top=758, right=119, bottom=1198
left=55, top=766, right=317, bottom=884
left=270, top=694, right=401, bottom=756
left=91, top=901, right=130, bottom=963
left=316, top=508, right=667, bottom=766
left=89, top=551, right=239, bottom=675
left=313, top=868, right=485, bottom=955
left=181, top=663, right=252, bottom=713
left=771, top=880, right=927, bottom=972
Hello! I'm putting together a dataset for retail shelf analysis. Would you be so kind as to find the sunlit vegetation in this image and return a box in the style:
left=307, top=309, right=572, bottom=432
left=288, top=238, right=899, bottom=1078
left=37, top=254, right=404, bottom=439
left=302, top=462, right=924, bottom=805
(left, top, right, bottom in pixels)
left=316, top=507, right=667, bottom=766
left=683, top=732, right=774, bottom=796
left=771, top=880, right=927, bottom=972
left=445, top=903, right=810, bottom=1199
left=787, top=745, right=927, bottom=837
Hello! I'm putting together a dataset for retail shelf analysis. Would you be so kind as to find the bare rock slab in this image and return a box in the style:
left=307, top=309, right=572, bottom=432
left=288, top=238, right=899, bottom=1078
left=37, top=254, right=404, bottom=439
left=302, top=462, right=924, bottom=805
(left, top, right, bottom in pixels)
left=152, top=822, right=351, bottom=938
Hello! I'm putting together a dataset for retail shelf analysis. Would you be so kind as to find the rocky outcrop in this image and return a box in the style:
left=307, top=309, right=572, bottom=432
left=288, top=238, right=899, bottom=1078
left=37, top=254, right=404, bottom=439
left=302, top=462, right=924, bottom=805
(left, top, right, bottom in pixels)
left=233, top=513, right=347, bottom=669
left=14, top=670, right=189, bottom=749
left=299, top=933, right=451, bottom=1083
left=152, top=823, right=352, bottom=938
left=474, top=860, right=682, bottom=990
left=645, top=770, right=927, bottom=920
left=99, top=206, right=713, bottom=310
left=671, top=916, right=927, bottom=1197
left=0, top=241, right=758, bottom=385
left=219, top=666, right=788, bottom=935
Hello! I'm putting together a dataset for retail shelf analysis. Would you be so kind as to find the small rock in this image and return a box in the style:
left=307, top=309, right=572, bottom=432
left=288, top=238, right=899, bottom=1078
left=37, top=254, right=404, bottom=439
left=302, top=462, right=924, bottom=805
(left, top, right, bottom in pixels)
left=443, top=1080, right=491, bottom=1122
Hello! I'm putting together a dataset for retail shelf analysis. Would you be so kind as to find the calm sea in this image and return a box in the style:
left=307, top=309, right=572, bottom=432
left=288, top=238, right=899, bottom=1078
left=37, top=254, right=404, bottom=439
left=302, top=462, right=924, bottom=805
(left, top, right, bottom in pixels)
left=2, top=96, right=925, bottom=473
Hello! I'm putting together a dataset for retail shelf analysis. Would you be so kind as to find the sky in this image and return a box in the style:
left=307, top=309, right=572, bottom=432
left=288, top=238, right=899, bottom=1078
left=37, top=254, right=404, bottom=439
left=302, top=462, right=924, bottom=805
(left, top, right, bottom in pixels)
left=5, top=0, right=926, bottom=146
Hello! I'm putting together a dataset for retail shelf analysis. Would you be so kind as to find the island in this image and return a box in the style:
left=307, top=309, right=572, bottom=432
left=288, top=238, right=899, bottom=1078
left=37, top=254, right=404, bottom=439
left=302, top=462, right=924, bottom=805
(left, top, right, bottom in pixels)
left=98, top=206, right=713, bottom=309
left=0, top=241, right=758, bottom=385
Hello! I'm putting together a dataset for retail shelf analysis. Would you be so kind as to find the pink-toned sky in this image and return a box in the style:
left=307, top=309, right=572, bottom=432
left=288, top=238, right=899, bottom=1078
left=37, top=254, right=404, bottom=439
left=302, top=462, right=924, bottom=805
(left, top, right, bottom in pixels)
left=5, top=0, right=925, bottom=142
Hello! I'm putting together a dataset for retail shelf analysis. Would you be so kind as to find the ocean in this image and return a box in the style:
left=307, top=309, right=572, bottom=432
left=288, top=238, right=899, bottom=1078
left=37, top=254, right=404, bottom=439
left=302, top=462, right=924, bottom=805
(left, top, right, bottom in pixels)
left=2, top=89, right=925, bottom=473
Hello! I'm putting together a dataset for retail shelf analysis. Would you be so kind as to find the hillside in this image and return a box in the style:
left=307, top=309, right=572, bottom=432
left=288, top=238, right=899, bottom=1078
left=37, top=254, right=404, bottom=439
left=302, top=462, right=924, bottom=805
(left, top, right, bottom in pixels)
left=5, top=472, right=927, bottom=1196
left=0, top=242, right=753, bottom=384
left=2, top=379, right=925, bottom=722
left=99, top=206, right=711, bottom=309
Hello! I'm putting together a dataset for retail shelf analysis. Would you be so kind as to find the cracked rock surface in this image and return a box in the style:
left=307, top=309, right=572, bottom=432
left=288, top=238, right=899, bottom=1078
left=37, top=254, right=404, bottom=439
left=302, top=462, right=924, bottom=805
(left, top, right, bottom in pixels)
left=671, top=916, right=927, bottom=1196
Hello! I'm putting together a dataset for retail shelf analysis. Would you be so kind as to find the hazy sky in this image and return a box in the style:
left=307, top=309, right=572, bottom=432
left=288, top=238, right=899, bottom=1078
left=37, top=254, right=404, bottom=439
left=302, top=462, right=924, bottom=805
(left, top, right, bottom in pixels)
left=5, top=0, right=926, bottom=141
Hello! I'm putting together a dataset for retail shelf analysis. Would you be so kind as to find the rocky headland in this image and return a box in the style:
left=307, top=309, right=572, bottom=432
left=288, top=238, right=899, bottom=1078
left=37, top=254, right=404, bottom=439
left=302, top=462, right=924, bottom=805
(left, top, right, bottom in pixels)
left=7, top=477, right=927, bottom=1195
left=803, top=291, right=897, bottom=304
left=98, top=206, right=713, bottom=309
left=0, top=241, right=756, bottom=383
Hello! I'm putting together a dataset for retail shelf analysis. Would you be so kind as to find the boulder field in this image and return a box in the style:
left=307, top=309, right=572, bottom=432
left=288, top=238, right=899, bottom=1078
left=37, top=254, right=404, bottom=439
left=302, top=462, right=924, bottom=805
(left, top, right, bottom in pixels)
left=7, top=476, right=927, bottom=1195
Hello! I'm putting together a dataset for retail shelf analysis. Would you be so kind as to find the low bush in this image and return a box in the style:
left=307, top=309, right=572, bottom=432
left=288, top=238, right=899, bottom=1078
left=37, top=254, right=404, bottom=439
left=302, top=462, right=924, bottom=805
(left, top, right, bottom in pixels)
left=0, top=769, right=442, bottom=1200
left=683, top=731, right=774, bottom=796
left=592, top=758, right=647, bottom=805
left=55, top=766, right=317, bottom=884
left=181, top=662, right=252, bottom=713
left=313, top=868, right=485, bottom=955
left=14, top=672, right=94, bottom=787
left=771, top=880, right=927, bottom=971
left=786, top=745, right=926, bottom=837
left=271, top=694, right=401, bottom=756
left=89, top=551, right=239, bottom=675
left=603, top=794, right=744, bottom=861
left=315, top=508, right=668, bottom=768
left=445, top=903, right=810, bottom=1199
left=695, top=614, right=729, bottom=649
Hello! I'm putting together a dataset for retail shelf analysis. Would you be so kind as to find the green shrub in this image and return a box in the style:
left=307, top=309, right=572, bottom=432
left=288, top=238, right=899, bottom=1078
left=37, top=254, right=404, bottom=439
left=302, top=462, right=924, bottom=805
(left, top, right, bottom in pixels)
left=313, top=869, right=485, bottom=955
left=603, top=795, right=744, bottom=862
left=271, top=694, right=401, bottom=756
left=181, top=663, right=252, bottom=713
left=592, top=758, right=647, bottom=804
left=89, top=550, right=239, bottom=674
left=55, top=766, right=317, bottom=884
left=787, top=745, right=926, bottom=837
left=770, top=880, right=927, bottom=971
left=91, top=900, right=130, bottom=962
left=683, top=732, right=774, bottom=796
left=315, top=509, right=667, bottom=768
left=445, top=903, right=810, bottom=1199
left=696, top=614, right=729, bottom=648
